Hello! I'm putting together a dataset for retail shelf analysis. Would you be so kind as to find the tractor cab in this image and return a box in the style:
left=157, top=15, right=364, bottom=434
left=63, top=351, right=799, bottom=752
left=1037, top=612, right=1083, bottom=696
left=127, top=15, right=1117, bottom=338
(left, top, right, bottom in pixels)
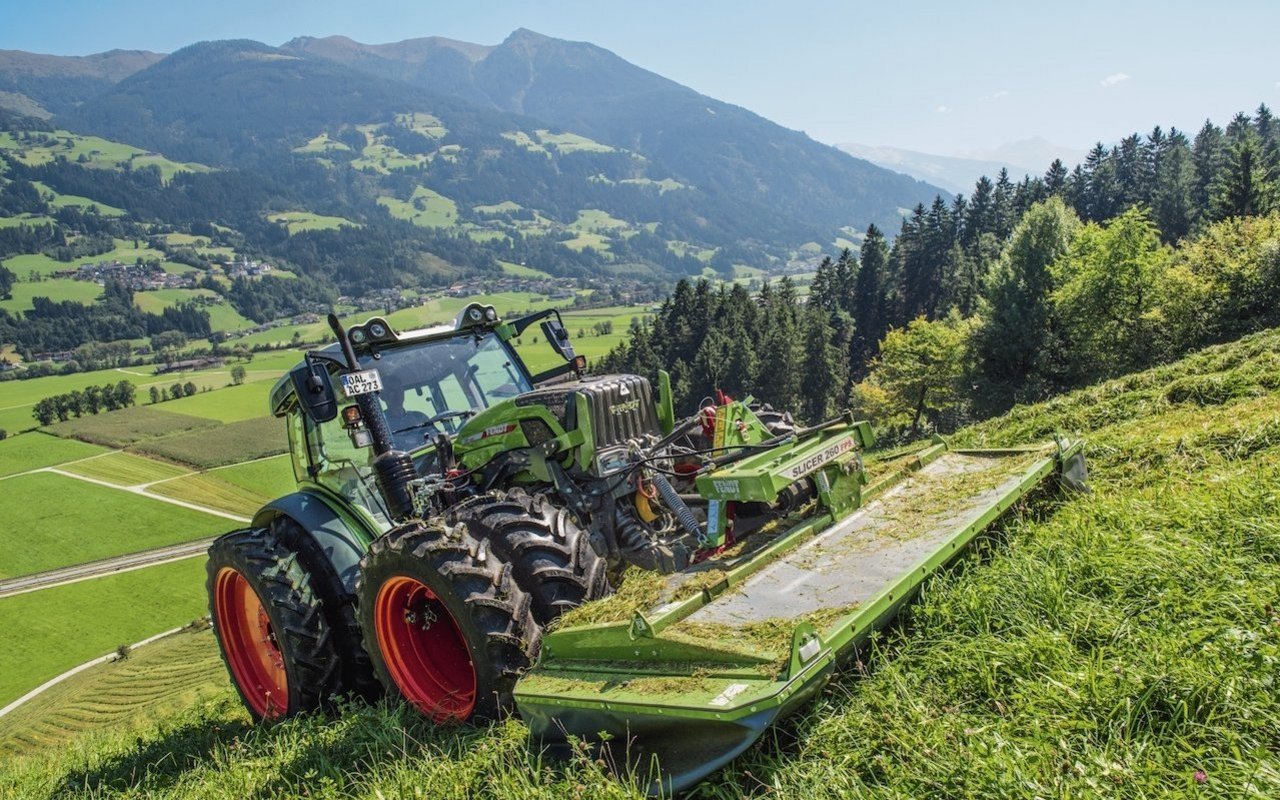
left=268, top=303, right=583, bottom=528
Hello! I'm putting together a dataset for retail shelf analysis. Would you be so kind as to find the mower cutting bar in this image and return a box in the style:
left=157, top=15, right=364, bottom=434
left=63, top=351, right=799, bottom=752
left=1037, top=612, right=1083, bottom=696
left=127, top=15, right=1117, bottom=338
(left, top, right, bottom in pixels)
left=516, top=438, right=1084, bottom=794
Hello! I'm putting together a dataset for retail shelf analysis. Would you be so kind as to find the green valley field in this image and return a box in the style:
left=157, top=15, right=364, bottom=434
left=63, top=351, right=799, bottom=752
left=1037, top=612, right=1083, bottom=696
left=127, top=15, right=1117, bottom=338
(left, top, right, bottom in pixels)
left=0, top=323, right=1276, bottom=798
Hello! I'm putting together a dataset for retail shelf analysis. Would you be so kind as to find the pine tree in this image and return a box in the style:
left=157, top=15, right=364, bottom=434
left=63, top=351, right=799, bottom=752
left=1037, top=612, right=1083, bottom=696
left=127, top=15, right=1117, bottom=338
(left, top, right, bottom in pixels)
left=1152, top=129, right=1196, bottom=242
left=851, top=224, right=889, bottom=375
left=1081, top=143, right=1119, bottom=221
left=798, top=303, right=842, bottom=423
left=755, top=299, right=803, bottom=412
left=1192, top=119, right=1226, bottom=218
left=993, top=168, right=1015, bottom=238
left=832, top=248, right=857, bottom=314
left=1045, top=159, right=1068, bottom=196
left=1211, top=124, right=1274, bottom=220
left=809, top=256, right=838, bottom=312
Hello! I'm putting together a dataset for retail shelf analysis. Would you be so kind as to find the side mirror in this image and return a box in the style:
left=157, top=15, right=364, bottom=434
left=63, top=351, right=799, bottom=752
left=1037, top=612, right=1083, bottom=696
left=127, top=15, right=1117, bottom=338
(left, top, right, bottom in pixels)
left=541, top=318, right=577, bottom=362
left=291, top=361, right=338, bottom=423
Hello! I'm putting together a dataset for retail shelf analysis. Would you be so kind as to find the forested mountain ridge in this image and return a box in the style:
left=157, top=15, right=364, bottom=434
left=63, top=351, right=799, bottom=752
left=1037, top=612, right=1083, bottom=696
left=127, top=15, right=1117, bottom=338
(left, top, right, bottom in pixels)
left=283, top=30, right=940, bottom=235
left=0, top=49, right=163, bottom=119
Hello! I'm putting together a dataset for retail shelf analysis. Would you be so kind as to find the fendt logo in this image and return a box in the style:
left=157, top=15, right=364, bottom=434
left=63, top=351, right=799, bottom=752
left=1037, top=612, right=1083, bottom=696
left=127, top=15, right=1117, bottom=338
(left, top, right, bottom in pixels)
left=610, top=399, right=641, bottom=415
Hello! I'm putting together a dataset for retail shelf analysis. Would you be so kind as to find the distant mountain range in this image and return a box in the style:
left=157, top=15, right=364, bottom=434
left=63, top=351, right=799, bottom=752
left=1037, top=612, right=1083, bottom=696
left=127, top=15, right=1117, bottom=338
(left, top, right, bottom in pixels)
left=0, top=30, right=947, bottom=285
left=837, top=138, right=1087, bottom=196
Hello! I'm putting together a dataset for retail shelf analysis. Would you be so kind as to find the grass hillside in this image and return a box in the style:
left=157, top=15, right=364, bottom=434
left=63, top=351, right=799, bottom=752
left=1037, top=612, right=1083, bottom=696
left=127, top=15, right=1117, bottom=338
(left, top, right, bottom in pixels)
left=1, top=328, right=1278, bottom=798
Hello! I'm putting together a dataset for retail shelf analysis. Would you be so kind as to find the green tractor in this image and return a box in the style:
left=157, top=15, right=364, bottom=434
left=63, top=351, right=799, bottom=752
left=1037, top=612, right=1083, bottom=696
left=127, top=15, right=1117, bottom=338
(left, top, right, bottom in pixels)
left=207, top=303, right=1086, bottom=792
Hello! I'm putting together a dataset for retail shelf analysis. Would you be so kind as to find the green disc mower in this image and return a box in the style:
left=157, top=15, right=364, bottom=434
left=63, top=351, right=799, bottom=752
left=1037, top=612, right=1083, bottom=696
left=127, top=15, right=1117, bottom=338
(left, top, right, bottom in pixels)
left=205, top=303, right=1087, bottom=793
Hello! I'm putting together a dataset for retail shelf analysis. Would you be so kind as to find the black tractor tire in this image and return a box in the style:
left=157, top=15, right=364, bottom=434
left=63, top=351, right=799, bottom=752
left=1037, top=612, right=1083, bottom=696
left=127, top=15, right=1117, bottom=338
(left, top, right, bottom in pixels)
left=750, top=402, right=798, bottom=437
left=206, top=528, right=342, bottom=721
left=356, top=519, right=538, bottom=722
left=268, top=516, right=383, bottom=704
left=445, top=488, right=612, bottom=625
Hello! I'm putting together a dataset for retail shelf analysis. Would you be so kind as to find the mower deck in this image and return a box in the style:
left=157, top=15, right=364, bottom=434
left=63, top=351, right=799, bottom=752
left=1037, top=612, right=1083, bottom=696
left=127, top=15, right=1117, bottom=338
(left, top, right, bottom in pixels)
left=515, top=438, right=1084, bottom=794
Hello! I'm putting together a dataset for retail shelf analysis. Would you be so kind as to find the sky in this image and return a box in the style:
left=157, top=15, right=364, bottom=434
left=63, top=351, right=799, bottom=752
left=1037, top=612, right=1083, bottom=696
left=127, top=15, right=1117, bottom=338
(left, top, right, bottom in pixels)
left=3, top=0, right=1278, bottom=160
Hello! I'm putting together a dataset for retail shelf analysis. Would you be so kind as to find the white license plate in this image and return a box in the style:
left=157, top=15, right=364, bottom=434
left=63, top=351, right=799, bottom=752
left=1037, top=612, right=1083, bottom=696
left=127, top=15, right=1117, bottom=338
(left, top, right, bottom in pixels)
left=340, top=369, right=382, bottom=397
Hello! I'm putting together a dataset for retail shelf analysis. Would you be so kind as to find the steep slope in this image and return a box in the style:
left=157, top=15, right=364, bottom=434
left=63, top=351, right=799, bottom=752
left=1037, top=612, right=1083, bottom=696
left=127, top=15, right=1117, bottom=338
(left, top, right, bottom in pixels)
left=0, top=49, right=164, bottom=118
left=284, top=30, right=943, bottom=235
left=1, top=327, right=1276, bottom=797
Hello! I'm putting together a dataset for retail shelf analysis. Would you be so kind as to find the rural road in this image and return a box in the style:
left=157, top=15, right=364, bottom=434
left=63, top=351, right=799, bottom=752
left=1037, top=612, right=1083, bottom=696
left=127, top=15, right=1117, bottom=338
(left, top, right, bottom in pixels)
left=0, top=538, right=216, bottom=599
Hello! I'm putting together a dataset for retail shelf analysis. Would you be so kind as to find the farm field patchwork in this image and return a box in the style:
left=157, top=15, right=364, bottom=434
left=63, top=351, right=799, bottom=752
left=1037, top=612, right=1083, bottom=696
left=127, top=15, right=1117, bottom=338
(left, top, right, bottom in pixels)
left=148, top=471, right=273, bottom=516
left=0, top=433, right=108, bottom=478
left=57, top=451, right=189, bottom=486
left=161, top=381, right=273, bottom=423
left=211, top=454, right=296, bottom=499
left=131, top=416, right=286, bottom=468
left=0, top=557, right=210, bottom=708
left=0, top=471, right=227, bottom=577
left=46, top=406, right=217, bottom=448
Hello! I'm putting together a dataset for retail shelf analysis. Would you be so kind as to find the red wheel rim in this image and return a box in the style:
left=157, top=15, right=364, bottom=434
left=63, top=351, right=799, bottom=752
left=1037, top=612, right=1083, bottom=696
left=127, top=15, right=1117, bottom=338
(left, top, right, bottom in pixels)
left=213, top=567, right=289, bottom=719
left=374, top=575, right=477, bottom=721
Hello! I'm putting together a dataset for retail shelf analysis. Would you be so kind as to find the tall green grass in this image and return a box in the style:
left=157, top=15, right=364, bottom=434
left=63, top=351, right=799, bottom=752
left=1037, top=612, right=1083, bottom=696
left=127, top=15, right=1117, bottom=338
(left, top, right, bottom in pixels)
left=2, top=328, right=1279, bottom=798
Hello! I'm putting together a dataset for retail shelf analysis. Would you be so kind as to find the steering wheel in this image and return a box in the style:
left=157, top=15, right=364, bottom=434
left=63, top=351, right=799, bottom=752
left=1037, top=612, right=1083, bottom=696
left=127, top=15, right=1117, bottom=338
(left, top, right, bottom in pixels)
left=392, top=408, right=476, bottom=435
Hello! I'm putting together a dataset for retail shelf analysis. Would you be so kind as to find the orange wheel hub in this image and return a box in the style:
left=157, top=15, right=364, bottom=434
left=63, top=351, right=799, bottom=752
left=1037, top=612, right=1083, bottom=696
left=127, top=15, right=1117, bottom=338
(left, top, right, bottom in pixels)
left=374, top=575, right=476, bottom=721
left=213, top=567, right=288, bottom=718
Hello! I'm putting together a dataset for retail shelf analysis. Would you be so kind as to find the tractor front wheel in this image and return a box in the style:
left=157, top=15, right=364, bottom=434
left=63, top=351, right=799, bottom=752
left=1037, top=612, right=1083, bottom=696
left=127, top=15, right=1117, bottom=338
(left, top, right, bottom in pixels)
left=206, top=529, right=340, bottom=720
left=445, top=489, right=611, bottom=626
left=357, top=520, right=538, bottom=722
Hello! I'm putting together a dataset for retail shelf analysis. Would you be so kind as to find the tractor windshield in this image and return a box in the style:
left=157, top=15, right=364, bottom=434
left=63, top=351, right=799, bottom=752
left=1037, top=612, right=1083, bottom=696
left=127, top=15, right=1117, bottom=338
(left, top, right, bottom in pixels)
left=359, top=331, right=532, bottom=452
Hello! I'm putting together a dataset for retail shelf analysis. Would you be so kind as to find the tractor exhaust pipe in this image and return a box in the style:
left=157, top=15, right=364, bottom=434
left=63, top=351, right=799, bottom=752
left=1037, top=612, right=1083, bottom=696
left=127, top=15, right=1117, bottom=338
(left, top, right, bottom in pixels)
left=328, top=313, right=417, bottom=520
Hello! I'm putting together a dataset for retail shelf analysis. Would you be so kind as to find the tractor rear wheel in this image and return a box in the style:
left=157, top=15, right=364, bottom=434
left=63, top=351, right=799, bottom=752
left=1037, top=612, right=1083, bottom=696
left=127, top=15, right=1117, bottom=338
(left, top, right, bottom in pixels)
left=357, top=520, right=538, bottom=722
left=445, top=489, right=611, bottom=625
left=268, top=516, right=383, bottom=704
left=206, top=528, right=341, bottom=720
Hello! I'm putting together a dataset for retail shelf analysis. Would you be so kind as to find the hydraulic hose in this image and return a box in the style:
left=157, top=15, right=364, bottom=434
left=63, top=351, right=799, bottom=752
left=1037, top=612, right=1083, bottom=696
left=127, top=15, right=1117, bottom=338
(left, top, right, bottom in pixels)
left=650, top=472, right=703, bottom=542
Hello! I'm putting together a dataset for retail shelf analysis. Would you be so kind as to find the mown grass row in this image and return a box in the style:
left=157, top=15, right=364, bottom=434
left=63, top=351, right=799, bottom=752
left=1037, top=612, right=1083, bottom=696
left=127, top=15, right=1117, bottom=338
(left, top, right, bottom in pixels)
left=2, top=329, right=1278, bottom=798
left=0, top=629, right=228, bottom=757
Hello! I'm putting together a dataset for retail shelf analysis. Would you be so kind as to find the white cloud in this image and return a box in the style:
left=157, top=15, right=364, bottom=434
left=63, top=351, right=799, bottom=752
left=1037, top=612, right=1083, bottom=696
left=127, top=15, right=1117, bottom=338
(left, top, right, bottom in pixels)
left=979, top=90, right=1010, bottom=102
left=1100, top=73, right=1130, bottom=88
left=936, top=105, right=950, bottom=113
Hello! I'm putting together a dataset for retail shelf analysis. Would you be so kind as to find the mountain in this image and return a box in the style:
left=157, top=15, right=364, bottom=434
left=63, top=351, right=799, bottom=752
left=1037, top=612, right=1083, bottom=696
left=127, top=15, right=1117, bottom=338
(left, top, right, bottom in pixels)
left=281, top=30, right=941, bottom=234
left=835, top=142, right=1037, bottom=196
left=45, top=36, right=942, bottom=265
left=0, top=49, right=163, bottom=118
